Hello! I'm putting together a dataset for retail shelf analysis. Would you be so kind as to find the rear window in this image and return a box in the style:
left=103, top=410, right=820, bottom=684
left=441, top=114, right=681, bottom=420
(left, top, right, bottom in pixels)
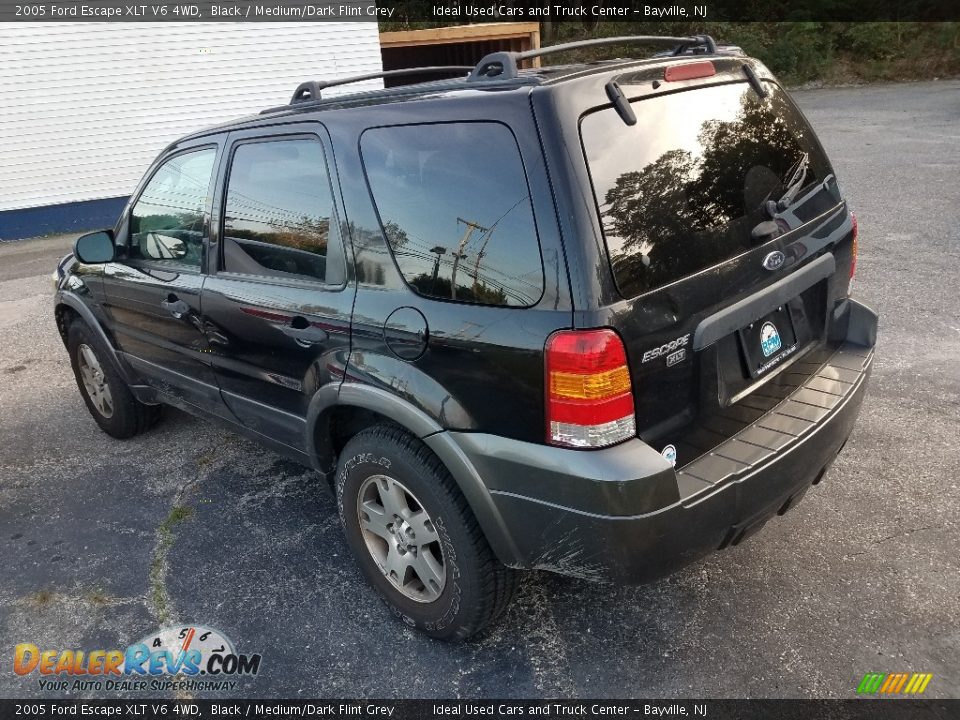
left=581, top=82, right=839, bottom=298
left=361, top=122, right=544, bottom=307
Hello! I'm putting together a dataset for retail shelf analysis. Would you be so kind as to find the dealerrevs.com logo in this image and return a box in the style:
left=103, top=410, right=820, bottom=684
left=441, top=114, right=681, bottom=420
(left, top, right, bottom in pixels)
left=14, top=625, right=261, bottom=693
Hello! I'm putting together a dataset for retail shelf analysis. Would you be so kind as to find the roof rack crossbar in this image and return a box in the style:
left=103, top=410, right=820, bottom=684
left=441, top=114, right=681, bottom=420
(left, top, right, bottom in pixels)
left=468, top=35, right=718, bottom=82
left=290, top=66, right=474, bottom=104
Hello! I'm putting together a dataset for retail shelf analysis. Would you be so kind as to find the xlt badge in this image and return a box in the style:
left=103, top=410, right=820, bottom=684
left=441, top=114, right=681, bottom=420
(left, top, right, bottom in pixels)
left=642, top=333, right=691, bottom=363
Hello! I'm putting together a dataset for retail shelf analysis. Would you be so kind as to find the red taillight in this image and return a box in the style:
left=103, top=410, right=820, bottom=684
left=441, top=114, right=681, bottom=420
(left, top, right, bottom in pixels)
left=545, top=329, right=636, bottom=448
left=664, top=61, right=716, bottom=82
left=850, top=212, right=859, bottom=279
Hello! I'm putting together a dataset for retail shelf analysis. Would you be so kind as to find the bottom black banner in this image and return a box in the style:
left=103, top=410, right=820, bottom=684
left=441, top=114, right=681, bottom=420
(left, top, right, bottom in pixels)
left=0, top=700, right=957, bottom=720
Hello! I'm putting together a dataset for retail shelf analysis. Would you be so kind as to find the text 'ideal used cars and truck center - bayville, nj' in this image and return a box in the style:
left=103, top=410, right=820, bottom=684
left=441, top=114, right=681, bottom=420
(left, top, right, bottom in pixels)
left=432, top=5, right=706, bottom=18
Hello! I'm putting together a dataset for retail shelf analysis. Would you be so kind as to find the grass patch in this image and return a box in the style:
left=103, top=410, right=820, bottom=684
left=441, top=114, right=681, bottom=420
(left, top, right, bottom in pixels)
left=150, top=504, right=194, bottom=624
left=87, top=588, right=113, bottom=606
left=161, top=505, right=194, bottom=531
left=26, top=589, right=56, bottom=607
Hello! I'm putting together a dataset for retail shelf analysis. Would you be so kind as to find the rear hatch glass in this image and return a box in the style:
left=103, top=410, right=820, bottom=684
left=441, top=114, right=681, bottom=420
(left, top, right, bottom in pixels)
left=581, top=80, right=836, bottom=299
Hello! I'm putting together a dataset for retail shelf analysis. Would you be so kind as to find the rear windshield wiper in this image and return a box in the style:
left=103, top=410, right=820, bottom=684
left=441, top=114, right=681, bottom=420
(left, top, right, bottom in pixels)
left=605, top=80, right=637, bottom=126
left=742, top=64, right=768, bottom=99
left=766, top=152, right=809, bottom=217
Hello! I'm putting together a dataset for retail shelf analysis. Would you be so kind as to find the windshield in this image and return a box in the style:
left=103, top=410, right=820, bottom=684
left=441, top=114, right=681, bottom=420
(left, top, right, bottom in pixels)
left=581, top=81, right=839, bottom=298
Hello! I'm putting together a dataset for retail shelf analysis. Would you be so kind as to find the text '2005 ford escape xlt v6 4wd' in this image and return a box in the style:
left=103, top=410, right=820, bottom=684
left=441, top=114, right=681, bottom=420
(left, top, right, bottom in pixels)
left=54, top=35, right=877, bottom=640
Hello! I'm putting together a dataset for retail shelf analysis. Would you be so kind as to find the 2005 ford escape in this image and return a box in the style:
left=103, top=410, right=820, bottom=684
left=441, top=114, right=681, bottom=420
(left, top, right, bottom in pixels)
left=54, top=35, right=877, bottom=640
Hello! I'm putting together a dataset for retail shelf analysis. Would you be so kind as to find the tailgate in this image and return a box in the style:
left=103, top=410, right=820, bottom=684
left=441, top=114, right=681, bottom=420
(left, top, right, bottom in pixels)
left=579, top=77, right=853, bottom=457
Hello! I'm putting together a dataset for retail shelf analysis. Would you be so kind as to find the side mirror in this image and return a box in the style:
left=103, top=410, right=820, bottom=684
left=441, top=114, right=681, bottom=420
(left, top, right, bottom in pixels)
left=74, top=230, right=115, bottom=264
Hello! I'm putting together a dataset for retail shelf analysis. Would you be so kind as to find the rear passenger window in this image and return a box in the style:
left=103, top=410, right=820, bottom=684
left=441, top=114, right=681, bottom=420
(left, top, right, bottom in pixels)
left=222, top=138, right=335, bottom=283
left=361, top=123, right=543, bottom=307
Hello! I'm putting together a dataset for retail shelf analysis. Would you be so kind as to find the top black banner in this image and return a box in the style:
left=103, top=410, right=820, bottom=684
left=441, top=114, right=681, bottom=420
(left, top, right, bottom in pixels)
left=2, top=0, right=959, bottom=22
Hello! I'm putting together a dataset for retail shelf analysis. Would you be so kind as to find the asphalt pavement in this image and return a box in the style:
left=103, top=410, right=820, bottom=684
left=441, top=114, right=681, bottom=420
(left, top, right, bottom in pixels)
left=1, top=80, right=958, bottom=699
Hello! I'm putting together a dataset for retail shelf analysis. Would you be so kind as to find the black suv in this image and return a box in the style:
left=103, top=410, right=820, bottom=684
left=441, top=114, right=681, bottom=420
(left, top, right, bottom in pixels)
left=54, top=35, right=877, bottom=640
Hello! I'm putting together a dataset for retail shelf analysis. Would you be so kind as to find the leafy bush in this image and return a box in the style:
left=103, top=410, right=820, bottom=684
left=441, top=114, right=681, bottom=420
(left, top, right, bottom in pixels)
left=377, top=20, right=958, bottom=86
left=840, top=23, right=900, bottom=60
left=765, top=23, right=835, bottom=81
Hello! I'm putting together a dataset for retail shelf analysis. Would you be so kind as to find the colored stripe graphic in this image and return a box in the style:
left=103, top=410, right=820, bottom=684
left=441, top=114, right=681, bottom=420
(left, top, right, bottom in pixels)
left=891, top=673, right=909, bottom=693
left=857, top=673, right=885, bottom=694
left=857, top=672, right=932, bottom=695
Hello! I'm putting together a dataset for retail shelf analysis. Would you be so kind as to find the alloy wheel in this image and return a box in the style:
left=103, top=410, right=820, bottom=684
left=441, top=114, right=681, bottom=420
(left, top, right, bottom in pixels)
left=77, top=343, right=114, bottom=418
left=356, top=474, right=446, bottom=603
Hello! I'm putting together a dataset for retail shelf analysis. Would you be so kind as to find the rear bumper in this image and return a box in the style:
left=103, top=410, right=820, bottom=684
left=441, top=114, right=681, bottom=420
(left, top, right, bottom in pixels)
left=449, top=299, right=877, bottom=583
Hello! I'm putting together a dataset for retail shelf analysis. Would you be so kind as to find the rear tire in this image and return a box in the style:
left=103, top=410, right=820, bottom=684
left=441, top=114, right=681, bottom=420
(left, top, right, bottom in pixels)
left=336, top=425, right=518, bottom=641
left=67, top=320, right=161, bottom=439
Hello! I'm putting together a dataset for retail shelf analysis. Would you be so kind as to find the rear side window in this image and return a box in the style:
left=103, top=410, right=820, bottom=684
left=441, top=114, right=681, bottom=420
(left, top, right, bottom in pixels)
left=222, top=137, right=334, bottom=283
left=581, top=82, right=839, bottom=298
left=361, top=123, right=544, bottom=307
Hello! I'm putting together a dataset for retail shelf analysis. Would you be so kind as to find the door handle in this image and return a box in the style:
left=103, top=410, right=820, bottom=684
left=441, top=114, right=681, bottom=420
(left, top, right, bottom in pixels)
left=160, top=295, right=191, bottom=319
left=281, top=316, right=328, bottom=346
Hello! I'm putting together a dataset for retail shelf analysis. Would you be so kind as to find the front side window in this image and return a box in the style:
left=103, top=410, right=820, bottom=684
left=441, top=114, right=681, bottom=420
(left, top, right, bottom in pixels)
left=361, top=123, right=544, bottom=307
left=130, top=148, right=216, bottom=268
left=222, top=138, right=334, bottom=284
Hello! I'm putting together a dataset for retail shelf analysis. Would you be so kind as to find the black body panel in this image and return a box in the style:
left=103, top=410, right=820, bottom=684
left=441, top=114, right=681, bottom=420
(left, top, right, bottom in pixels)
left=471, top=304, right=875, bottom=581
left=532, top=59, right=857, bottom=453
left=323, top=91, right=573, bottom=443
left=201, top=123, right=354, bottom=450
left=98, top=135, right=228, bottom=418
left=53, top=51, right=875, bottom=584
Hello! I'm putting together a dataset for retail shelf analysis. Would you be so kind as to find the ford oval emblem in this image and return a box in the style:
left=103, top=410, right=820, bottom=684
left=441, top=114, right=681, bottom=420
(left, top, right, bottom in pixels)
left=763, top=250, right=786, bottom=271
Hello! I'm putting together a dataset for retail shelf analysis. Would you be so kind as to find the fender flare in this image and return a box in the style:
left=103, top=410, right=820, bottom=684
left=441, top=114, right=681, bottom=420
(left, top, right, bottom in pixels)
left=55, top=291, right=136, bottom=385
left=306, top=382, right=524, bottom=567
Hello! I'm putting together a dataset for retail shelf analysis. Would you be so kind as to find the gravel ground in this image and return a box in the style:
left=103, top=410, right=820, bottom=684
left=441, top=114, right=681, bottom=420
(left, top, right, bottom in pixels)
left=1, top=80, right=958, bottom=699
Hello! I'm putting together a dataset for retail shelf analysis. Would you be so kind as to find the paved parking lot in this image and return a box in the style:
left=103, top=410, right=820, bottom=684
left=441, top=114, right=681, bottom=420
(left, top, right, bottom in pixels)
left=1, top=80, right=958, bottom=699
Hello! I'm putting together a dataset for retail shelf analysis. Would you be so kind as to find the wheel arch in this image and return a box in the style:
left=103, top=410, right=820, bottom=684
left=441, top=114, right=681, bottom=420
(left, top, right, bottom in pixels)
left=55, top=292, right=135, bottom=384
left=307, top=382, right=524, bottom=567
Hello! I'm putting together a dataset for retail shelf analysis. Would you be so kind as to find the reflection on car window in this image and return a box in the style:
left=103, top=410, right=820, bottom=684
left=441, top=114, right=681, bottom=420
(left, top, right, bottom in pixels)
left=581, top=83, right=838, bottom=298
left=361, top=123, right=544, bottom=307
left=222, top=138, right=333, bottom=283
left=130, top=148, right=216, bottom=267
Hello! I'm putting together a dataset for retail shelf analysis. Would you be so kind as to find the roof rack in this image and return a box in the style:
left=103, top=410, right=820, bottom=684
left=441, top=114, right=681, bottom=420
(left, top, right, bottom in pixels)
left=468, top=34, right=718, bottom=82
left=654, top=42, right=745, bottom=58
left=290, top=66, right=474, bottom=104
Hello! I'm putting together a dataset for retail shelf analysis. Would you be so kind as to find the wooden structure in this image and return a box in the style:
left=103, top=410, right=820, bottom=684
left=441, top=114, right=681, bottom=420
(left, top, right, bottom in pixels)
left=379, top=23, right=541, bottom=85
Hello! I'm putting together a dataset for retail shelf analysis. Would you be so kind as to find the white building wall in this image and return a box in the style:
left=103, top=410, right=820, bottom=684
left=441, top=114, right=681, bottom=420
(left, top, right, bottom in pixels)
left=0, top=23, right=383, bottom=212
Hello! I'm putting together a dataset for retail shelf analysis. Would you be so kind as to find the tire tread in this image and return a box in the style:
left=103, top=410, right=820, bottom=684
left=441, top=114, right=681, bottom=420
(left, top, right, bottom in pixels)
left=341, top=424, right=517, bottom=640
left=67, top=319, right=161, bottom=439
